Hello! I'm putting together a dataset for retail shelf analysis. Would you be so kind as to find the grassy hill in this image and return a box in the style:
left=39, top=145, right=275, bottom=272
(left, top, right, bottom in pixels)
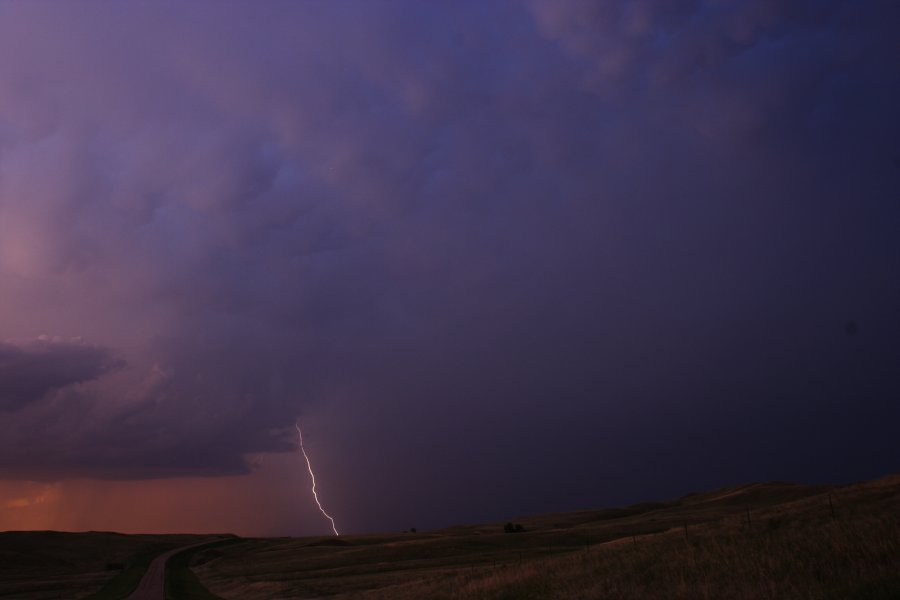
left=192, top=474, right=900, bottom=599
left=2, top=474, right=898, bottom=599
left=0, top=531, right=216, bottom=599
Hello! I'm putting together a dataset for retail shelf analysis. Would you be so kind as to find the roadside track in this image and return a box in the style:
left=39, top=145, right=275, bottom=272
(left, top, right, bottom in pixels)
left=124, top=539, right=222, bottom=600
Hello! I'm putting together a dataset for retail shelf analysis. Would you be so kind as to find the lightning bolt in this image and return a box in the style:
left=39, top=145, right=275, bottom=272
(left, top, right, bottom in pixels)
left=296, top=421, right=340, bottom=536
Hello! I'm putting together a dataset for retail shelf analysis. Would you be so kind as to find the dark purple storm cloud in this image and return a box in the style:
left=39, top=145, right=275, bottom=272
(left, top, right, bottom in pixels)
left=0, top=1, right=898, bottom=528
left=0, top=338, right=121, bottom=411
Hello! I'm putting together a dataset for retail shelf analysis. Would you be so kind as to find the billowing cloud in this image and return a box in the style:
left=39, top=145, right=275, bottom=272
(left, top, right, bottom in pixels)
left=0, top=337, right=121, bottom=411
left=0, top=1, right=897, bottom=533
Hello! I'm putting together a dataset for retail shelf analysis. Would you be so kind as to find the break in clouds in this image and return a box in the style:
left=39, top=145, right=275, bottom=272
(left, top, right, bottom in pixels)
left=0, top=0, right=898, bottom=487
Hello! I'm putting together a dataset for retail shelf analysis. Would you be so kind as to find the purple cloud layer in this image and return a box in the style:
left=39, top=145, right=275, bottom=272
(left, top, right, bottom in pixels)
left=0, top=0, right=897, bottom=522
left=0, top=338, right=121, bottom=411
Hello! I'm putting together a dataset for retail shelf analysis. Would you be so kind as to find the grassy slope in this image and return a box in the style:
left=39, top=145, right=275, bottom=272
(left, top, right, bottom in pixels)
left=193, top=474, right=900, bottom=599
left=82, top=541, right=182, bottom=600
left=0, top=532, right=214, bottom=600
left=165, top=538, right=242, bottom=600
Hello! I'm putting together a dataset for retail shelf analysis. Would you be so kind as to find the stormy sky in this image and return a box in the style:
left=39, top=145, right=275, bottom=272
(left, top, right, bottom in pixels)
left=1, top=0, right=899, bottom=536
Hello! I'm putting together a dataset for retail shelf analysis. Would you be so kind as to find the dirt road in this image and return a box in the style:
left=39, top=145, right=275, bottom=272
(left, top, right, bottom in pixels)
left=125, top=540, right=217, bottom=600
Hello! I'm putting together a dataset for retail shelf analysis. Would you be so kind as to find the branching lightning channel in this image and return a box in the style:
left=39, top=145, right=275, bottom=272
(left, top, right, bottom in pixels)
left=296, top=421, right=340, bottom=536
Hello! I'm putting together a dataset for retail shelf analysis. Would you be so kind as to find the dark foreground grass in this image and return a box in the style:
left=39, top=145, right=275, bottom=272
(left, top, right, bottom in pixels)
left=83, top=542, right=183, bottom=600
left=195, top=474, right=900, bottom=599
left=165, top=538, right=242, bottom=600
left=0, top=531, right=209, bottom=600
left=427, top=509, right=900, bottom=599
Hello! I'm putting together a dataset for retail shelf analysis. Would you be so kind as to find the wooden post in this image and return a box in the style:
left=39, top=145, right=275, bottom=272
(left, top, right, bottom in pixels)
left=746, top=506, right=751, bottom=528
left=683, top=521, right=688, bottom=539
left=829, top=493, right=836, bottom=520
left=632, top=534, right=637, bottom=547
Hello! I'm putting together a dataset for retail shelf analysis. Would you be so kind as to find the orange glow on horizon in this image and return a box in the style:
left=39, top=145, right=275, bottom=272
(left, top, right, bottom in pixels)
left=0, top=453, right=334, bottom=536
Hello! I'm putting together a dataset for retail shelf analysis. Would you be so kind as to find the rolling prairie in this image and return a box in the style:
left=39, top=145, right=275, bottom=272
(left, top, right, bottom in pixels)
left=192, top=474, right=900, bottom=599
left=2, top=475, right=897, bottom=599
left=0, top=532, right=213, bottom=599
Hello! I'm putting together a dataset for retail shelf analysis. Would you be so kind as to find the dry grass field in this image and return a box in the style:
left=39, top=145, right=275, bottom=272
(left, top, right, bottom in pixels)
left=2, top=475, right=897, bottom=599
left=192, top=475, right=900, bottom=599
left=0, top=531, right=213, bottom=599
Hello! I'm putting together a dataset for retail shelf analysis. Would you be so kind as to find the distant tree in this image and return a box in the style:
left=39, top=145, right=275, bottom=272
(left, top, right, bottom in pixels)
left=410, top=527, right=417, bottom=533
left=504, top=522, right=525, bottom=533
